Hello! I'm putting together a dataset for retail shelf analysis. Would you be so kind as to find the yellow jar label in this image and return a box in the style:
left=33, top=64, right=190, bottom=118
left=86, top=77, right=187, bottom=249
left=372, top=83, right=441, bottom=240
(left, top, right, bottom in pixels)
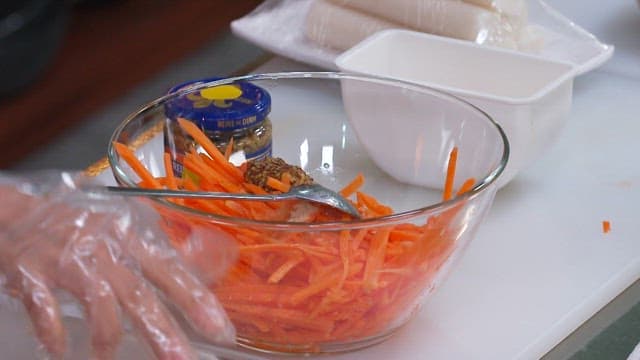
left=200, top=85, right=242, bottom=100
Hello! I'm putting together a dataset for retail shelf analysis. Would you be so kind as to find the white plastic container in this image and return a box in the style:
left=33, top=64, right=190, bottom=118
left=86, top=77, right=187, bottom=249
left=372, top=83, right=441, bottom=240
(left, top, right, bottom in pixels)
left=336, top=29, right=576, bottom=186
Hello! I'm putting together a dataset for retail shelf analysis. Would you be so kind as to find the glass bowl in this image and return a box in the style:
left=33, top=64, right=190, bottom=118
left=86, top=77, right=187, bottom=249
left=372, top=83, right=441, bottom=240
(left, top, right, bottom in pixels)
left=107, top=72, right=508, bottom=355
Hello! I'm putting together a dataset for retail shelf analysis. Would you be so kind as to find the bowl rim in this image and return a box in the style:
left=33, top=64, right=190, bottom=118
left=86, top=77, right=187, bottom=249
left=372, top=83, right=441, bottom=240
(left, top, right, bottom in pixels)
left=108, top=71, right=510, bottom=231
left=335, top=29, right=578, bottom=105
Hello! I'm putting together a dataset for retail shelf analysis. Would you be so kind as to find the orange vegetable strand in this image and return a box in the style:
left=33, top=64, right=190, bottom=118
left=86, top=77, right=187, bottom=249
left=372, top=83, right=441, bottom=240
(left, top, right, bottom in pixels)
left=177, top=118, right=244, bottom=181
left=443, top=146, right=458, bottom=201
left=456, top=177, right=476, bottom=195
left=224, top=137, right=235, bottom=160
left=163, top=152, right=178, bottom=190
left=266, top=176, right=291, bottom=193
left=339, top=173, right=364, bottom=198
left=115, top=122, right=467, bottom=349
left=113, top=142, right=162, bottom=189
left=363, top=228, right=391, bottom=291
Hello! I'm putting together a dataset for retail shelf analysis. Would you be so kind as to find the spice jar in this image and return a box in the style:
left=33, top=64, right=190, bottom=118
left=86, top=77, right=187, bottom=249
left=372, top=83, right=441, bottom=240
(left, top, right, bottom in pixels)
left=164, top=77, right=272, bottom=176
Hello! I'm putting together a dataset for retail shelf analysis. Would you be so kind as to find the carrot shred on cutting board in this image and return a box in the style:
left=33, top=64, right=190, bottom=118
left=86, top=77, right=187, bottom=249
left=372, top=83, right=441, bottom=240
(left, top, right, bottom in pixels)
left=602, top=220, right=611, bottom=234
left=114, top=121, right=477, bottom=350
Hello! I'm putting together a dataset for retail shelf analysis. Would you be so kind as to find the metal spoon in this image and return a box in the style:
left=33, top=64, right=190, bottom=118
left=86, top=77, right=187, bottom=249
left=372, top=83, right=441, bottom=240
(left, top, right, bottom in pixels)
left=85, top=184, right=361, bottom=218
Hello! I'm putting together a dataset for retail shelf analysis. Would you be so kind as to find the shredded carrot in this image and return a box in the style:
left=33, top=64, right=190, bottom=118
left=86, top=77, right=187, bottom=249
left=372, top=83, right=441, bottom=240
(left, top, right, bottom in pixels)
left=240, top=243, right=337, bottom=259
left=268, top=253, right=304, bottom=284
left=113, top=142, right=162, bottom=189
left=224, top=137, right=235, bottom=160
left=163, top=153, right=178, bottom=190
left=281, top=172, right=292, bottom=187
left=338, top=230, right=350, bottom=287
left=443, top=146, right=458, bottom=201
left=266, top=176, right=291, bottom=193
left=290, top=272, right=342, bottom=305
left=357, top=191, right=393, bottom=217
left=113, top=122, right=475, bottom=351
left=456, top=177, right=476, bottom=195
left=339, top=173, right=364, bottom=198
left=362, top=228, right=390, bottom=291
left=351, top=229, right=368, bottom=252
left=244, top=182, right=269, bottom=195
left=177, top=118, right=244, bottom=182
left=602, top=220, right=611, bottom=234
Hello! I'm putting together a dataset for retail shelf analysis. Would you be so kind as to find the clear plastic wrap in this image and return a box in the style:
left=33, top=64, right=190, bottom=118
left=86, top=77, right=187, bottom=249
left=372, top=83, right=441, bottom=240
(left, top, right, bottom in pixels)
left=0, top=171, right=236, bottom=359
left=463, top=0, right=527, bottom=19
left=231, top=0, right=612, bottom=74
left=304, top=0, right=400, bottom=52
left=305, top=0, right=534, bottom=51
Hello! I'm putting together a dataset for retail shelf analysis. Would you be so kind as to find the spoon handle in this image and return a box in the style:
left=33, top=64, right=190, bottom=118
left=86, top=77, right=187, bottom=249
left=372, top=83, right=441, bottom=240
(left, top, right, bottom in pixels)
left=88, top=186, right=292, bottom=201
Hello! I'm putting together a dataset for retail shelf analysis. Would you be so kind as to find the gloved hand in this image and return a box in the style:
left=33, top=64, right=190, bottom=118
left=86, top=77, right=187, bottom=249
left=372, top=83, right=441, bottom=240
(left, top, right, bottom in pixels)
left=0, top=171, right=236, bottom=359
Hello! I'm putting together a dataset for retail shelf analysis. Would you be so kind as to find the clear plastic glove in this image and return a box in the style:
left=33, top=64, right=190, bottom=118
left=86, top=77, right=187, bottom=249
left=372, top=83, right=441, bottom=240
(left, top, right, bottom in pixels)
left=0, top=171, right=236, bottom=359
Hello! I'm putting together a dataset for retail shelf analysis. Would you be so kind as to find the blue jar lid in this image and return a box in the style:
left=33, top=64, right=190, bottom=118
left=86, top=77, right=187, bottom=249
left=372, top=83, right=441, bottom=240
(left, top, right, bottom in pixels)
left=165, top=77, right=271, bottom=132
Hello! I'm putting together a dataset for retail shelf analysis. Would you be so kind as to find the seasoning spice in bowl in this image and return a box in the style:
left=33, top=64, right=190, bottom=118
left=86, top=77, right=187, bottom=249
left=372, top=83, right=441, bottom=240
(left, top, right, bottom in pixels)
left=108, top=72, right=509, bottom=355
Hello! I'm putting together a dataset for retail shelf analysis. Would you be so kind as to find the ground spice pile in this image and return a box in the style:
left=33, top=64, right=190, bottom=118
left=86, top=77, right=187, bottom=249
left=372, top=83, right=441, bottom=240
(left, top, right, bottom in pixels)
left=244, top=157, right=313, bottom=192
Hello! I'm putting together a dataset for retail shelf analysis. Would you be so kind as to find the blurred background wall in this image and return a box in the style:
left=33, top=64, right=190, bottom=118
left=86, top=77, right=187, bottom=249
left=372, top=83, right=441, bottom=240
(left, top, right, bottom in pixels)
left=0, top=0, right=266, bottom=170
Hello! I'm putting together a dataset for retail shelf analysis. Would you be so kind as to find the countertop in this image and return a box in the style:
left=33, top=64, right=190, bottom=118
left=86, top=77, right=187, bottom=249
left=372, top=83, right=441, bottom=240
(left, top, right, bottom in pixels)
left=0, top=0, right=261, bottom=169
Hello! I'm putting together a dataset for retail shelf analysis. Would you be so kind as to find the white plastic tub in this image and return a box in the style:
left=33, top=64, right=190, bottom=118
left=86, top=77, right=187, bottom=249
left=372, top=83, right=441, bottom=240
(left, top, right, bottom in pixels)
left=336, top=29, right=576, bottom=186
